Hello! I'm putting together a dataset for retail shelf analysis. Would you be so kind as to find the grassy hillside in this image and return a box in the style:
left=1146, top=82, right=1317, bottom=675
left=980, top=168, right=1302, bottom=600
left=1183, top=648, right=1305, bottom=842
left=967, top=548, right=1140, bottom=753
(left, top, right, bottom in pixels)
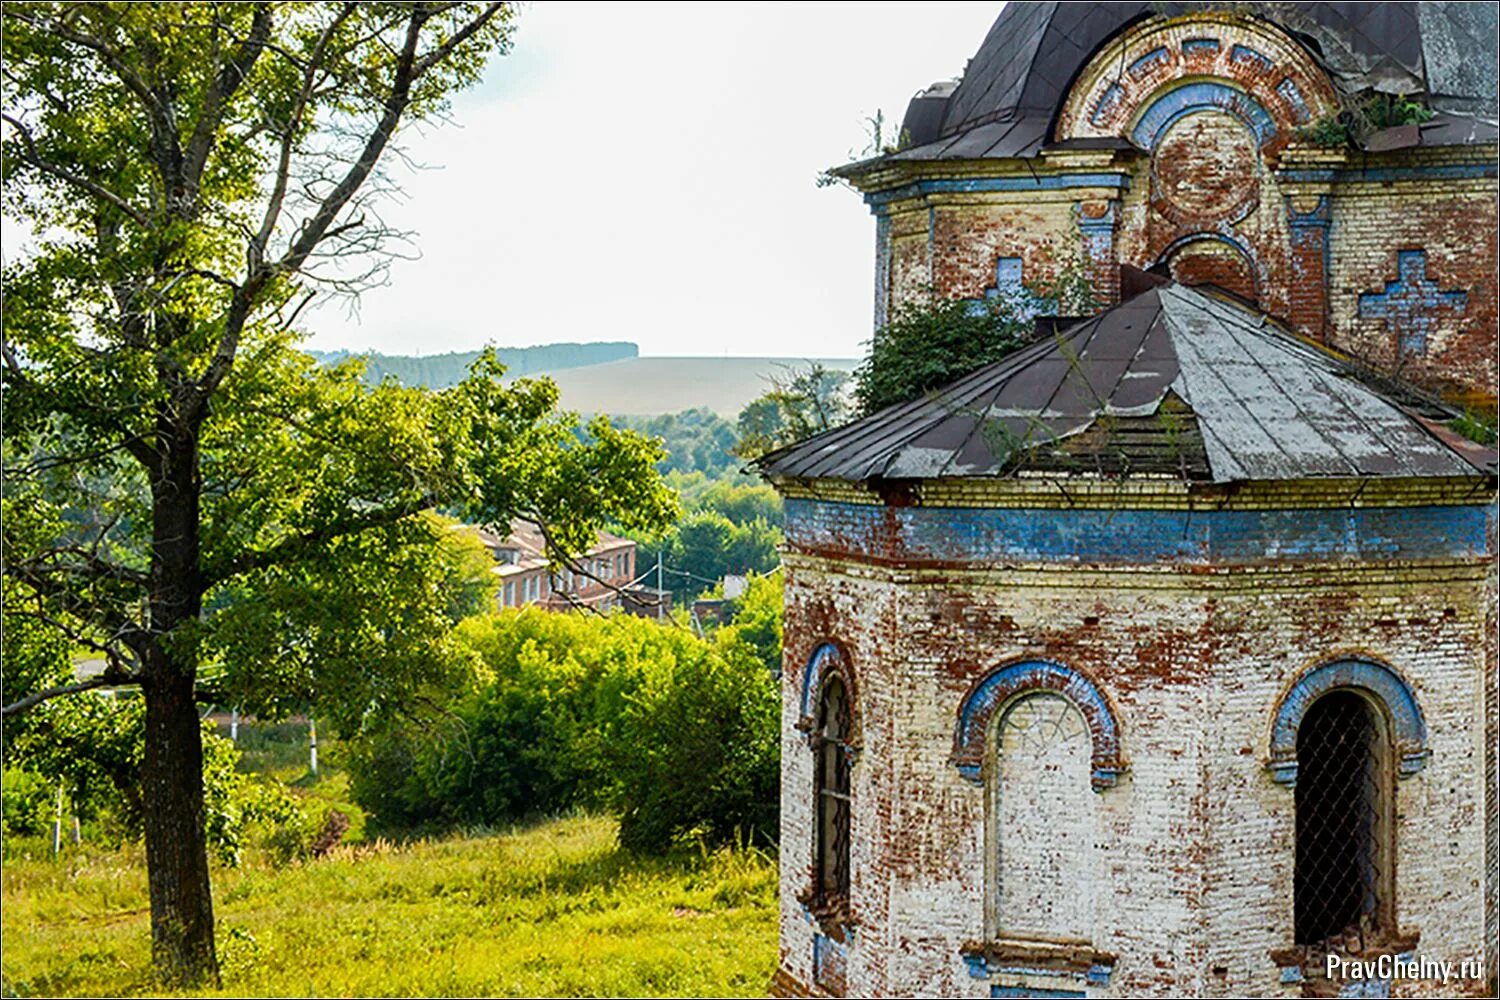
left=308, top=342, right=639, bottom=387
left=1, top=814, right=777, bottom=998
left=547, top=356, right=856, bottom=417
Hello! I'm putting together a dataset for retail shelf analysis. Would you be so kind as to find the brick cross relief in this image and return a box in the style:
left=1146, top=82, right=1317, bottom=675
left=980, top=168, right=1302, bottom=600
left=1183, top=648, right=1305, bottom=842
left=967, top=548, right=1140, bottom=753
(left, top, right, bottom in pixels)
left=1357, top=250, right=1467, bottom=356
left=965, top=257, right=1058, bottom=322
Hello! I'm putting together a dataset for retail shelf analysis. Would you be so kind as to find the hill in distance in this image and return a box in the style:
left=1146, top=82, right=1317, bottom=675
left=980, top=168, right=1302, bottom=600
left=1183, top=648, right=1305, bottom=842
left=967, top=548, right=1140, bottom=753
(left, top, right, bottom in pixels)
left=306, top=342, right=639, bottom=387
left=309, top=344, right=857, bottom=418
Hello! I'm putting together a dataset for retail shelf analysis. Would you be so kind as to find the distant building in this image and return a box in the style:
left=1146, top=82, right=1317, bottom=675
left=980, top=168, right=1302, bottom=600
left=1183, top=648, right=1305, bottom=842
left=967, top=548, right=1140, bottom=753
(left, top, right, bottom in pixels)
left=471, top=523, right=638, bottom=613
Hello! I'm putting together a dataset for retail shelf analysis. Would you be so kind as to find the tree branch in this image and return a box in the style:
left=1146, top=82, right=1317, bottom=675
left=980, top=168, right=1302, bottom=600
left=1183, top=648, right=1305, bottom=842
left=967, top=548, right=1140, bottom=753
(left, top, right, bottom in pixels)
left=182, top=3, right=272, bottom=187
left=2, top=673, right=140, bottom=719
left=2, top=113, right=150, bottom=226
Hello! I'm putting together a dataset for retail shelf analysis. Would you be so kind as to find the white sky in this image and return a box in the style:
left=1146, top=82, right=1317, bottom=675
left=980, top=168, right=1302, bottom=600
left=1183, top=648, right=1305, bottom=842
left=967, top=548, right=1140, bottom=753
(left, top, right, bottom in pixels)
left=303, top=2, right=1003, bottom=359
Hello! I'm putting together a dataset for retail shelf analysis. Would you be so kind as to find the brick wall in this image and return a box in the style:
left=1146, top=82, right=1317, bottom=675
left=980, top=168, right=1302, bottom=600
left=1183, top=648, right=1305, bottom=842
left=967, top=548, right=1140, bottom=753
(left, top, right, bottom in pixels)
left=775, top=506, right=1495, bottom=997
left=861, top=11, right=1498, bottom=407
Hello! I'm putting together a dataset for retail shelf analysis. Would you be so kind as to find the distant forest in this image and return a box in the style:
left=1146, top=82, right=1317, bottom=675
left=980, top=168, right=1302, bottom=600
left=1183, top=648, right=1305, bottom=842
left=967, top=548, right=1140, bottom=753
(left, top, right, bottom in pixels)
left=307, top=342, right=639, bottom=387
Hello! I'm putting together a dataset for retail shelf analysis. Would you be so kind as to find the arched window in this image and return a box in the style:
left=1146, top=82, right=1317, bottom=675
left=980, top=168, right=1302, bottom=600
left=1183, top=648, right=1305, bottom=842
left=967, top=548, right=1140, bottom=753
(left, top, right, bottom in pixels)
left=989, top=692, right=1098, bottom=941
left=1294, top=690, right=1391, bottom=946
left=1267, top=658, right=1427, bottom=956
left=814, top=676, right=851, bottom=908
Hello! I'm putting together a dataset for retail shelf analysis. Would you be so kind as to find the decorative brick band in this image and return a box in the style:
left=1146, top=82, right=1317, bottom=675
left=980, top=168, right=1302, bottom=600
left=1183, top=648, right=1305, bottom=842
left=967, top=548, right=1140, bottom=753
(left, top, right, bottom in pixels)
left=783, top=499, right=1493, bottom=566
left=952, top=660, right=1125, bottom=791
left=1266, top=658, right=1429, bottom=786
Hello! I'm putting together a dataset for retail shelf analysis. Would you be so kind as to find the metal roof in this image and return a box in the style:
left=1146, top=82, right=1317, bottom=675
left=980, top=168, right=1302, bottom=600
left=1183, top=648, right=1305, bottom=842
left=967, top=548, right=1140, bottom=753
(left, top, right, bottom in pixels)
left=758, top=283, right=1494, bottom=485
left=883, top=1, right=1497, bottom=166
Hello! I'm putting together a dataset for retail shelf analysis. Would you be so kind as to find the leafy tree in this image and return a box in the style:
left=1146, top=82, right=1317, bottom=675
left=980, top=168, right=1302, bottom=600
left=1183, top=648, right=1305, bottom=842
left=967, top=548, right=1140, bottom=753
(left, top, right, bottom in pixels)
left=733, top=362, right=852, bottom=459
left=854, top=296, right=1034, bottom=415
left=1, top=3, right=676, bottom=983
left=854, top=258, right=1096, bottom=416
left=611, top=408, right=741, bottom=478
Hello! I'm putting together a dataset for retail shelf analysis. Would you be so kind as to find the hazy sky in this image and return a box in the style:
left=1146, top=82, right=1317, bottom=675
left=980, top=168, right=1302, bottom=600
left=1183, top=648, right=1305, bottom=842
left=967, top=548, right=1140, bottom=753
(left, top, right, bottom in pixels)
left=302, top=2, right=1003, bottom=359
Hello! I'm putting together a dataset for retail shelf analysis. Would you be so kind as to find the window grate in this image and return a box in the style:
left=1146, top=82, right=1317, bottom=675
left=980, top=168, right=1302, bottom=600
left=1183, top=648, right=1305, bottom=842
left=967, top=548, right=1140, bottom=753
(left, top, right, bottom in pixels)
left=816, top=679, right=851, bottom=903
left=1294, top=690, right=1382, bottom=948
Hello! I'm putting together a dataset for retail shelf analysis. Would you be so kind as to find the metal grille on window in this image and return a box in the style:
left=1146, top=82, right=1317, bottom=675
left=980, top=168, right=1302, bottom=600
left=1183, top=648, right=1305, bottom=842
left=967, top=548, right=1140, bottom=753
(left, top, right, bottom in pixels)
left=1294, top=690, right=1383, bottom=948
left=817, top=677, right=851, bottom=903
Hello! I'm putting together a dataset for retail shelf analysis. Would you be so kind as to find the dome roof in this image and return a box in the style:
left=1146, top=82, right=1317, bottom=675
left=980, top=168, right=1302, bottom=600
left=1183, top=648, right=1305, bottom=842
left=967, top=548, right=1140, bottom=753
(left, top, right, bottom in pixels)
left=883, top=1, right=1496, bottom=164
left=757, top=282, right=1494, bottom=485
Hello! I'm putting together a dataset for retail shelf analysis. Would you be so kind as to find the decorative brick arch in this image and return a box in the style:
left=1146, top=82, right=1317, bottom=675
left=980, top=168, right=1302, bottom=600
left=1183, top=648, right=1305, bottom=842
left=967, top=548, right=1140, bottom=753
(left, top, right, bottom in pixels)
left=952, top=660, right=1125, bottom=791
left=796, top=641, right=860, bottom=748
left=1266, top=657, right=1430, bottom=787
left=1055, top=12, right=1338, bottom=151
left=1157, top=232, right=1262, bottom=302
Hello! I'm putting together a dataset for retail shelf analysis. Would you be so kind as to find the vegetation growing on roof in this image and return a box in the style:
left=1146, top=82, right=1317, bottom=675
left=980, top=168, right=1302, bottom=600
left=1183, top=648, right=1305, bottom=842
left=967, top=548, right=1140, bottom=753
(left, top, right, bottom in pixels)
left=1297, top=92, right=1436, bottom=148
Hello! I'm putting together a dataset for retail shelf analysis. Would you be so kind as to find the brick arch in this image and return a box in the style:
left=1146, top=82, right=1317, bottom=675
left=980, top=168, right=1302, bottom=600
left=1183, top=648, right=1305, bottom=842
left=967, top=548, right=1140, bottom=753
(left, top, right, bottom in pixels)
left=796, top=641, right=860, bottom=748
left=1266, top=657, right=1430, bottom=787
left=1157, top=232, right=1261, bottom=303
left=952, top=659, right=1125, bottom=791
left=1054, top=12, right=1338, bottom=152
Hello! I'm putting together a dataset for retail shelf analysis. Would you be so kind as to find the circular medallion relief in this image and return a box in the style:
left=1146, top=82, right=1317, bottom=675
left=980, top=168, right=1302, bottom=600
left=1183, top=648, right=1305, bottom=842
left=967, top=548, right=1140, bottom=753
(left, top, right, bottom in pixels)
left=1150, top=110, right=1259, bottom=224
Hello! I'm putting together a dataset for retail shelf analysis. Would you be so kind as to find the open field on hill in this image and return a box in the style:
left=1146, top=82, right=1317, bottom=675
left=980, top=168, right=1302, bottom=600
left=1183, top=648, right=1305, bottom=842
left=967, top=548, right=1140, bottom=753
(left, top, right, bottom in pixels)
left=1, top=813, right=778, bottom=998
left=541, top=356, right=856, bottom=416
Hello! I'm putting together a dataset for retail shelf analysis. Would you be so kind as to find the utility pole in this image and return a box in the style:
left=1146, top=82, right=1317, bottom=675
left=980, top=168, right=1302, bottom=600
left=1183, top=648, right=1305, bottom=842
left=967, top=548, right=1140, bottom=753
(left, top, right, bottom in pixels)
left=309, top=716, right=319, bottom=776
left=230, top=708, right=239, bottom=743
left=656, top=550, right=664, bottom=620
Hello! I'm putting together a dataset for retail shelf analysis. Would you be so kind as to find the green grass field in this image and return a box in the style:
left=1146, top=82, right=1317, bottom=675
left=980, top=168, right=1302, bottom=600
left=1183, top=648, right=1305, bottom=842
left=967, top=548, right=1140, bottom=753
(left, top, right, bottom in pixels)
left=1, top=813, right=779, bottom=997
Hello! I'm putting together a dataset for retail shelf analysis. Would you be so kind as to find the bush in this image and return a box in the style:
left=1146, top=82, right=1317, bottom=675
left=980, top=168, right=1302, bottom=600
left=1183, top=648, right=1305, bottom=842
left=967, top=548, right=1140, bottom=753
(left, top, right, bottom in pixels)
left=346, top=606, right=782, bottom=853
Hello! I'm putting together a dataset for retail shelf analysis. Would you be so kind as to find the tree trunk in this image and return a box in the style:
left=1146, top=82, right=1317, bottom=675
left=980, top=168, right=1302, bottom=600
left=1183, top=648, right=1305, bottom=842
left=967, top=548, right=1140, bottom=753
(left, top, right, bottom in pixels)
left=141, top=417, right=219, bottom=986
left=141, top=667, right=219, bottom=986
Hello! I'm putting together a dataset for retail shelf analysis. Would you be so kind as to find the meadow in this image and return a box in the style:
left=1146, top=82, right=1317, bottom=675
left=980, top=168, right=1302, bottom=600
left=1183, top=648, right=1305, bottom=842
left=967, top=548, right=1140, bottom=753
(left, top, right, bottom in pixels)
left=1, top=811, right=778, bottom=997
left=2, top=717, right=779, bottom=998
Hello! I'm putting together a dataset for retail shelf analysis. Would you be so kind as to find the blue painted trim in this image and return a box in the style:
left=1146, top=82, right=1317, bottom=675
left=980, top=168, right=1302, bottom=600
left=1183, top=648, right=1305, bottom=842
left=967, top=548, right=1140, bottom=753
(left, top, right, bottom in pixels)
left=1182, top=37, right=1220, bottom=55
left=799, top=642, right=846, bottom=722
left=992, top=988, right=1086, bottom=999
left=1128, top=46, right=1169, bottom=79
left=1280, top=965, right=1304, bottom=983
left=1131, top=81, right=1277, bottom=149
left=783, top=500, right=1494, bottom=566
left=1267, top=658, right=1429, bottom=785
left=1280, top=164, right=1497, bottom=183
left=1276, top=77, right=1310, bottom=123
left=865, top=173, right=1132, bottom=208
left=953, top=660, right=1124, bottom=791
left=1091, top=83, right=1124, bottom=126
left=1358, top=249, right=1467, bottom=356
left=1230, top=43, right=1274, bottom=71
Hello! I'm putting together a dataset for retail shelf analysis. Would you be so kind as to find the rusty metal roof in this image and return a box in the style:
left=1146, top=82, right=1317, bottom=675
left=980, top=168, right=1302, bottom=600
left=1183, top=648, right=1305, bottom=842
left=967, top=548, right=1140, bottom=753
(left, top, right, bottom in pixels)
left=881, top=2, right=1497, bottom=167
left=758, top=284, right=1494, bottom=484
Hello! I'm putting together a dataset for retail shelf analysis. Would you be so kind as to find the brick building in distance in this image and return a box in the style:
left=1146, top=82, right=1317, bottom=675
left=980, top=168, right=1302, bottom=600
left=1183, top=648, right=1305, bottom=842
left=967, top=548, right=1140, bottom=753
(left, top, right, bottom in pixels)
left=759, top=4, right=1497, bottom=998
left=473, top=523, right=652, bottom=614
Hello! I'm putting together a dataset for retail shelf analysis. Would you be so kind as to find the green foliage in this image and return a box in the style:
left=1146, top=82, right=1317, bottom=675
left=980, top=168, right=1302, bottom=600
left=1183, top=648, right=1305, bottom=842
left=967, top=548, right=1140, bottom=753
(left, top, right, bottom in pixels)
left=308, top=342, right=639, bottom=388
left=1299, top=93, right=1434, bottom=148
left=855, top=295, right=1034, bottom=415
left=346, top=606, right=782, bottom=853
left=1451, top=408, right=1498, bottom=447
left=0, top=815, right=777, bottom=998
left=734, top=363, right=853, bottom=459
left=610, top=408, right=742, bottom=478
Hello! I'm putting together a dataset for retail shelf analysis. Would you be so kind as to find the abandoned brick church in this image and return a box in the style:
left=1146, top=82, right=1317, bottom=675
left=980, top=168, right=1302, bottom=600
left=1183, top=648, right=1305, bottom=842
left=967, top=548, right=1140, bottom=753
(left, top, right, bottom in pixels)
left=759, top=3, right=1497, bottom=997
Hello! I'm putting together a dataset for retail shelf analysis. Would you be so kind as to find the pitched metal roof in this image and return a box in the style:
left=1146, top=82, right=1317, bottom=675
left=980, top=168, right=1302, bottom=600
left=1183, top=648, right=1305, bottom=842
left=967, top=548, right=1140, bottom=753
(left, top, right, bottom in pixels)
left=885, top=1, right=1497, bottom=165
left=758, top=284, right=1493, bottom=485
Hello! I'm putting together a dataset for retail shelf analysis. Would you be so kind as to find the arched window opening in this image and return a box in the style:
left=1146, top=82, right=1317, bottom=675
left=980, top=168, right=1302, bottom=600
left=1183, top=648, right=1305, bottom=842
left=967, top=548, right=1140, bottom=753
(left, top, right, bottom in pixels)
left=815, top=676, right=852, bottom=909
left=1294, top=690, right=1391, bottom=947
left=989, top=692, right=1098, bottom=942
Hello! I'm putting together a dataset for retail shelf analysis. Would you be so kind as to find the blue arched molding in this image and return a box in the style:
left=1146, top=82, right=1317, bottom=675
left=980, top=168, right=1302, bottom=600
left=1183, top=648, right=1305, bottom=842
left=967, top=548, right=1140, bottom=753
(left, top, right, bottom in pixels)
left=1131, top=80, right=1278, bottom=149
left=797, top=642, right=859, bottom=746
left=1266, top=658, right=1429, bottom=787
left=952, top=660, right=1125, bottom=791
